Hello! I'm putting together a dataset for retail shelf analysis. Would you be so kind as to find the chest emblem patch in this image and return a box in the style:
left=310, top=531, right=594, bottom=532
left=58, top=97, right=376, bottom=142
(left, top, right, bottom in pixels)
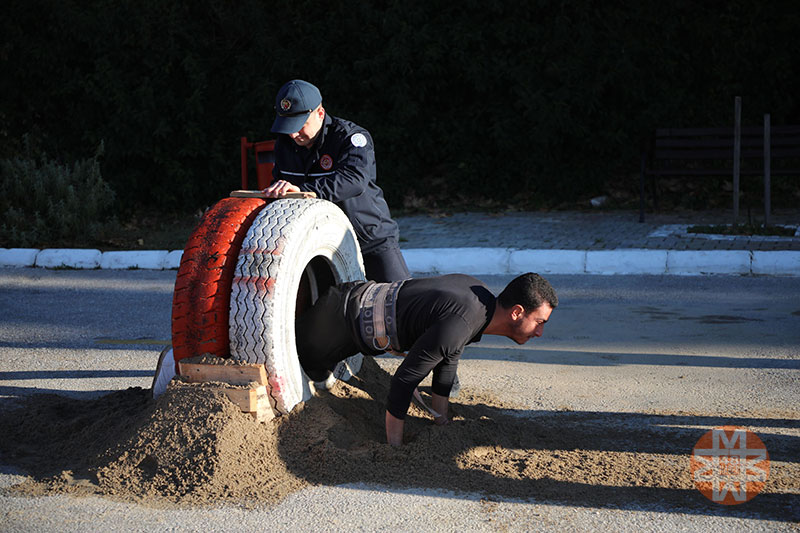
left=319, top=154, right=333, bottom=170
left=350, top=133, right=367, bottom=148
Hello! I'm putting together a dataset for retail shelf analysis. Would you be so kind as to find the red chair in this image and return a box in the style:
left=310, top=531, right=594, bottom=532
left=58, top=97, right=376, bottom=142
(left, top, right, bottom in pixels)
left=240, top=137, right=275, bottom=190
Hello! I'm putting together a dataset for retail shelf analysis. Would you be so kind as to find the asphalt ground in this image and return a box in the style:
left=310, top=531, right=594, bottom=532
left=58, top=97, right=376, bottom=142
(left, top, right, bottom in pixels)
left=1, top=269, right=798, bottom=532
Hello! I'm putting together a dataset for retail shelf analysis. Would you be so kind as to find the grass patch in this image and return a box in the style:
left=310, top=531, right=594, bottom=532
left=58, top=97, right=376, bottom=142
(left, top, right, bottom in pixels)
left=8, top=207, right=204, bottom=251
left=93, top=209, right=203, bottom=251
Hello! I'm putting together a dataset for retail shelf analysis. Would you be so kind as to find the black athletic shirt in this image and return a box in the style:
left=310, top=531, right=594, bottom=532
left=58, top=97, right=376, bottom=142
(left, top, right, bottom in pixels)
left=372, top=274, right=496, bottom=419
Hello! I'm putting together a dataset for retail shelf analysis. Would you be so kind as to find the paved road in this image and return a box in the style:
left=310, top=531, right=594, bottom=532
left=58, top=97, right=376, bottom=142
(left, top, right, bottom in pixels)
left=1, top=269, right=799, bottom=532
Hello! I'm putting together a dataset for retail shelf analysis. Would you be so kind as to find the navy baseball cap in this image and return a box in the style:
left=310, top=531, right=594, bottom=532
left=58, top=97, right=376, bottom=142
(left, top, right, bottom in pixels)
left=271, top=80, right=322, bottom=134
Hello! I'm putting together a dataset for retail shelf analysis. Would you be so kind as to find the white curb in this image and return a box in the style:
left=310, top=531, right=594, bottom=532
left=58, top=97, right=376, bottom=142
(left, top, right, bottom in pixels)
left=586, top=250, right=668, bottom=275
left=751, top=251, right=800, bottom=276
left=667, top=250, right=751, bottom=275
left=402, top=247, right=511, bottom=275
left=163, top=250, right=184, bottom=270
left=100, top=250, right=169, bottom=270
left=3, top=247, right=800, bottom=276
left=34, top=249, right=102, bottom=269
left=0, top=248, right=39, bottom=267
left=509, top=249, right=586, bottom=274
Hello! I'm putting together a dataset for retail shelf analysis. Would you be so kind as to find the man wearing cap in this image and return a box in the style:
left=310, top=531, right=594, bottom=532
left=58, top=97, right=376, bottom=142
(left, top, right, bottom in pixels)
left=295, top=272, right=558, bottom=446
left=265, top=79, right=410, bottom=283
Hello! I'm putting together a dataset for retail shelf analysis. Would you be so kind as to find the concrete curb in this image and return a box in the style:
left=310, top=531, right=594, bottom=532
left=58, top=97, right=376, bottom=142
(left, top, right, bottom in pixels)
left=401, top=248, right=511, bottom=276
left=0, top=248, right=39, bottom=268
left=34, top=249, right=102, bottom=269
left=2, top=247, right=800, bottom=276
left=585, top=250, right=668, bottom=275
left=1, top=248, right=182, bottom=270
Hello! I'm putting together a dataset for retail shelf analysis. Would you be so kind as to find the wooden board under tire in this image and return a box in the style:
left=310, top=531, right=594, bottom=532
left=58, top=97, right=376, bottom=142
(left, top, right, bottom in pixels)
left=178, top=361, right=268, bottom=386
left=175, top=362, right=274, bottom=421
left=222, top=386, right=266, bottom=411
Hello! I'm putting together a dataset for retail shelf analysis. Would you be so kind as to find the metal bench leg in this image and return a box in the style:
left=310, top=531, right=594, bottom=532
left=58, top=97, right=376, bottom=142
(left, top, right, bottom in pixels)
left=639, top=154, right=646, bottom=222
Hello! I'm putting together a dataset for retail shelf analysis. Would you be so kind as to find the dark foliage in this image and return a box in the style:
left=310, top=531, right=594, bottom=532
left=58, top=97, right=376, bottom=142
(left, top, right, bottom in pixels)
left=2, top=0, right=798, bottom=212
left=0, top=141, right=119, bottom=247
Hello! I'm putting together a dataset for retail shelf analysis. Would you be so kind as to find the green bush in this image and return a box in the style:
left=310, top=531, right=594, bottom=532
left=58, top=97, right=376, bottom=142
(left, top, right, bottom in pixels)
left=0, top=143, right=119, bottom=248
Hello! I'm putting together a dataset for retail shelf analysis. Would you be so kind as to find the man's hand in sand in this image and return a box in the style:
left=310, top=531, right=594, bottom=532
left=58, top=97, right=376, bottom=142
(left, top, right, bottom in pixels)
left=386, top=391, right=450, bottom=445
left=263, top=180, right=301, bottom=198
left=385, top=411, right=404, bottom=446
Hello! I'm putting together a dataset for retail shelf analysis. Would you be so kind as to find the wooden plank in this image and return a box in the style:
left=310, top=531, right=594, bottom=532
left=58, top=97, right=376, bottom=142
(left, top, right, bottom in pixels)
left=230, top=189, right=316, bottom=199
left=171, top=364, right=276, bottom=422
left=653, top=148, right=767, bottom=159
left=769, top=138, right=800, bottom=148
left=223, top=387, right=259, bottom=411
left=656, top=127, right=737, bottom=136
left=655, top=126, right=785, bottom=137
left=769, top=147, right=800, bottom=157
left=653, top=136, right=800, bottom=149
left=653, top=148, right=734, bottom=158
left=655, top=125, right=800, bottom=137
left=220, top=385, right=275, bottom=422
left=650, top=168, right=800, bottom=176
left=178, top=361, right=268, bottom=386
left=767, top=125, right=800, bottom=134
left=653, top=147, right=800, bottom=160
left=253, top=387, right=275, bottom=423
left=656, top=138, right=769, bottom=149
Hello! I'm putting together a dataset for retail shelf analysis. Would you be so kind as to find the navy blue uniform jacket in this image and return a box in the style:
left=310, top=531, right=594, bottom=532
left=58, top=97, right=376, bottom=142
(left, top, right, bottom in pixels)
left=272, top=114, right=399, bottom=254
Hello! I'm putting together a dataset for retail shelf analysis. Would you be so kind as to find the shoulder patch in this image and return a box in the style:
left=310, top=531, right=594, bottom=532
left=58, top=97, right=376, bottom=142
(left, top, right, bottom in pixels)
left=350, top=133, right=367, bottom=148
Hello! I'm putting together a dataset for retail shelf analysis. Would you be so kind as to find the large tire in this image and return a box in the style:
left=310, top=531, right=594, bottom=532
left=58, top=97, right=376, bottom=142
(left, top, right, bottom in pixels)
left=229, top=198, right=365, bottom=415
left=171, top=197, right=266, bottom=368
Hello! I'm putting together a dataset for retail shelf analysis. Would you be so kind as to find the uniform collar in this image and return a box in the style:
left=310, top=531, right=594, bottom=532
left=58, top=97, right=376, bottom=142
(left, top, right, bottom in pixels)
left=308, top=113, right=332, bottom=151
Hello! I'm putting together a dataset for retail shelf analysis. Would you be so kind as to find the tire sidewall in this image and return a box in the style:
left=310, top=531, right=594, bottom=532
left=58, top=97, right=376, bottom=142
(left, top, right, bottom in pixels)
left=229, top=199, right=365, bottom=414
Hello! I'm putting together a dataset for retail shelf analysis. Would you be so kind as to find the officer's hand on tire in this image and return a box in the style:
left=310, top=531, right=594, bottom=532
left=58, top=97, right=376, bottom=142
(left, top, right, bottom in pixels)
left=263, top=180, right=301, bottom=198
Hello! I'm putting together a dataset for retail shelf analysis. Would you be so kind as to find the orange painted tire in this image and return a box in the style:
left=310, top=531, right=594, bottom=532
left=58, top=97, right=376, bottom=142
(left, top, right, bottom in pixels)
left=171, top=197, right=265, bottom=368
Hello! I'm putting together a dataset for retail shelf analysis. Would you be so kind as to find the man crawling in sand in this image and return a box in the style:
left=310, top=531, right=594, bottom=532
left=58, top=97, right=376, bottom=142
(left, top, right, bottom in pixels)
left=296, top=272, right=558, bottom=446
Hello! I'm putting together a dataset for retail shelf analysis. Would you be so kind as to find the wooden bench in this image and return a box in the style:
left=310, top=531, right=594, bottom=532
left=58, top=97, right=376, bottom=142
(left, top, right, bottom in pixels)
left=639, top=125, right=800, bottom=222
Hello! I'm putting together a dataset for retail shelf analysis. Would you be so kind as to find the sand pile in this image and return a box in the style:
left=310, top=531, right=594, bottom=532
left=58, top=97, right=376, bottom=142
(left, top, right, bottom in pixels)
left=0, top=357, right=797, bottom=514
left=0, top=382, right=304, bottom=506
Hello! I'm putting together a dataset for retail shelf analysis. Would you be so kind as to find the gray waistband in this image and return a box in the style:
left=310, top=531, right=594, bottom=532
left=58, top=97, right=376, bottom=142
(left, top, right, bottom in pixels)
left=359, top=279, right=405, bottom=352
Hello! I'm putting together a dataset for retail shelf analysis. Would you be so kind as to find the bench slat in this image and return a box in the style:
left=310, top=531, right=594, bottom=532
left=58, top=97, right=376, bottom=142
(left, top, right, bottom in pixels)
left=655, top=125, right=800, bottom=137
left=649, top=168, right=800, bottom=176
left=640, top=124, right=800, bottom=222
left=655, top=137, right=800, bottom=149
left=653, top=147, right=800, bottom=159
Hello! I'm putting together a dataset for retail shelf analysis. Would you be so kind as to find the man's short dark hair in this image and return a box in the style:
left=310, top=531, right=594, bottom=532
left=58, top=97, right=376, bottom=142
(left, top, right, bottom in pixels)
left=497, top=273, right=558, bottom=311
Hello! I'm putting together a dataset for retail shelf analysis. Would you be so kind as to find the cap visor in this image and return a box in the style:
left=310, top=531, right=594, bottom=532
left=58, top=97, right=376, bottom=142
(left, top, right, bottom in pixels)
left=271, top=113, right=310, bottom=134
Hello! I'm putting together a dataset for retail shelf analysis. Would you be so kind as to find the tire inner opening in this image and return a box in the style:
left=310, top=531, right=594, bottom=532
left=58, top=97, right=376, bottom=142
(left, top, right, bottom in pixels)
left=295, top=256, right=337, bottom=378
